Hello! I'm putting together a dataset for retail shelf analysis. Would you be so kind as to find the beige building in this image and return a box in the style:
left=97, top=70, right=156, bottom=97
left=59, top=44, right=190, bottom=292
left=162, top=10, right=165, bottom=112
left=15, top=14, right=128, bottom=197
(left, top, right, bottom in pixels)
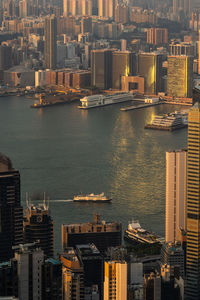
left=104, top=260, right=127, bottom=300
left=98, top=0, right=115, bottom=19
left=165, top=150, right=187, bottom=243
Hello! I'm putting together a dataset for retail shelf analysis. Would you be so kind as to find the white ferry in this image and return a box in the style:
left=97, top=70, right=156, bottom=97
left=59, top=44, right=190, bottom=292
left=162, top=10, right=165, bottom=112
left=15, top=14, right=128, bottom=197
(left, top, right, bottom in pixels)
left=151, top=110, right=188, bottom=127
left=79, top=93, right=134, bottom=109
left=124, top=220, right=162, bottom=246
left=73, top=193, right=112, bottom=203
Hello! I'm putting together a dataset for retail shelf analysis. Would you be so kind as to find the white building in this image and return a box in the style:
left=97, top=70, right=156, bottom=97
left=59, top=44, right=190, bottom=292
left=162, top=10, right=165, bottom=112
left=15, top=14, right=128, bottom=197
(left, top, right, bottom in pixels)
left=14, top=243, right=44, bottom=300
left=165, top=150, right=187, bottom=243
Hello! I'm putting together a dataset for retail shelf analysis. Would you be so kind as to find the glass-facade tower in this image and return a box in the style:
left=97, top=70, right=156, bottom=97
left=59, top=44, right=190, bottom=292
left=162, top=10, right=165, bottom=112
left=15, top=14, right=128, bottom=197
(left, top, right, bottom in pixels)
left=186, top=102, right=200, bottom=299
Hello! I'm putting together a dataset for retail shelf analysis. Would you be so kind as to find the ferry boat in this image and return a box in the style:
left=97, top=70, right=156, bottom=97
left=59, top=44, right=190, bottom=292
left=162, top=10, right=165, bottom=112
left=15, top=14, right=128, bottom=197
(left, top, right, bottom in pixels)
left=73, top=193, right=112, bottom=203
left=124, top=220, right=162, bottom=246
left=78, top=93, right=134, bottom=109
left=145, top=110, right=188, bottom=131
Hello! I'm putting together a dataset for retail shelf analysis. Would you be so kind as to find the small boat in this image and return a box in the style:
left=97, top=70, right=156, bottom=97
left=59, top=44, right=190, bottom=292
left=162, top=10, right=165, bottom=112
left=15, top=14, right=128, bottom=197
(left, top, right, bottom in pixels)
left=73, top=192, right=112, bottom=203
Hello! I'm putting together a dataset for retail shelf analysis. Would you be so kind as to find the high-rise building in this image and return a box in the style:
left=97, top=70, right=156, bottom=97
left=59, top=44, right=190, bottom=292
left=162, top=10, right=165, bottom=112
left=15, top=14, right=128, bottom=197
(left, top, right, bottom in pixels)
left=165, top=150, right=187, bottom=243
left=112, top=51, right=137, bottom=90
left=23, top=202, right=54, bottom=258
left=115, top=3, right=128, bottom=24
left=0, top=260, right=18, bottom=298
left=0, top=44, right=12, bottom=71
left=167, top=55, right=193, bottom=98
left=76, top=244, right=104, bottom=300
left=143, top=272, right=161, bottom=300
left=91, top=49, right=113, bottom=89
left=98, top=0, right=115, bottom=19
left=60, top=248, right=85, bottom=300
left=44, top=15, right=57, bottom=69
left=62, top=214, right=122, bottom=253
left=161, top=242, right=185, bottom=278
left=185, top=102, right=200, bottom=299
left=63, top=0, right=92, bottom=16
left=42, top=258, right=62, bottom=300
left=138, top=52, right=162, bottom=95
left=0, top=154, right=23, bottom=263
left=104, top=260, right=127, bottom=300
left=169, top=41, right=194, bottom=56
left=147, top=28, right=168, bottom=45
left=14, top=243, right=44, bottom=300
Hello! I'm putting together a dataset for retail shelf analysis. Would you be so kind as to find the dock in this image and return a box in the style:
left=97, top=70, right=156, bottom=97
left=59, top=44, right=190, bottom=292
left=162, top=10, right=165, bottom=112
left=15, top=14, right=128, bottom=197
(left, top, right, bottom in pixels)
left=120, top=102, right=164, bottom=112
left=144, top=124, right=187, bottom=131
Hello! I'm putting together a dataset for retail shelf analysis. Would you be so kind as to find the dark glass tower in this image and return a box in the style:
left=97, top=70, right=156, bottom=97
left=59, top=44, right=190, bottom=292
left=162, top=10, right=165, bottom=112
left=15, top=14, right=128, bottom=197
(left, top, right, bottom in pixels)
left=24, top=202, right=54, bottom=258
left=0, top=154, right=23, bottom=262
left=44, top=15, right=57, bottom=69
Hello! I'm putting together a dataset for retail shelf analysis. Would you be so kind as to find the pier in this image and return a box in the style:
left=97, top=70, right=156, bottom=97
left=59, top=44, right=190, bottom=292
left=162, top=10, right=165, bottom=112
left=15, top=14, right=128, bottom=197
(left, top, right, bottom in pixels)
left=120, top=101, right=164, bottom=112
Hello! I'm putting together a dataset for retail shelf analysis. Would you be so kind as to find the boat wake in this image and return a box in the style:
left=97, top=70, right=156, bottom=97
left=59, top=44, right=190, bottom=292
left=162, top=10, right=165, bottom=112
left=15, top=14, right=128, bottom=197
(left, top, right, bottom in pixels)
left=48, top=199, right=73, bottom=203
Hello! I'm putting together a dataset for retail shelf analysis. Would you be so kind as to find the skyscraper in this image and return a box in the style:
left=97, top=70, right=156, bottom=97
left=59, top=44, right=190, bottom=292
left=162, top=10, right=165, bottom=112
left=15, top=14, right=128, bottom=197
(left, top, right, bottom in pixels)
left=44, top=15, right=57, bottom=69
left=104, top=260, right=127, bottom=300
left=138, top=52, right=162, bottom=95
left=167, top=55, right=193, bottom=98
left=165, top=150, right=187, bottom=243
left=185, top=102, right=200, bottom=299
left=91, top=49, right=113, bottom=89
left=23, top=202, right=54, bottom=258
left=0, top=154, right=23, bottom=263
left=112, top=51, right=137, bottom=90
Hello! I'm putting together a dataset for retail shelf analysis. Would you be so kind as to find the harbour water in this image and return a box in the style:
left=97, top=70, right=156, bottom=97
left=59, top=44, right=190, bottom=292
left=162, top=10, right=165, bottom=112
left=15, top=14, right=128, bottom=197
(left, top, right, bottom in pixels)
left=0, top=96, right=188, bottom=254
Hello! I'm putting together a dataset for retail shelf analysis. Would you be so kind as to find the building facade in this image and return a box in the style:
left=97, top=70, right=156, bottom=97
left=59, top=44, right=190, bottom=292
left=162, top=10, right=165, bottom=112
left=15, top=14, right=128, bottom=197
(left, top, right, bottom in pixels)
left=165, top=150, right=187, bottom=243
left=44, top=15, right=57, bottom=69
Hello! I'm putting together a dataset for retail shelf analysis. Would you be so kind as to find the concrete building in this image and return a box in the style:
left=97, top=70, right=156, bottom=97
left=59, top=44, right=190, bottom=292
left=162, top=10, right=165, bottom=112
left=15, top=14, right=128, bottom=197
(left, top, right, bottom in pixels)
left=147, top=28, right=168, bottom=45
left=165, top=150, right=187, bottom=243
left=60, top=248, right=85, bottom=300
left=0, top=154, right=23, bottom=263
left=62, top=214, right=122, bottom=253
left=143, top=272, right=161, bottom=300
left=35, top=70, right=46, bottom=87
left=104, top=260, right=127, bottom=300
left=0, top=260, right=18, bottom=298
left=4, top=66, right=35, bottom=87
left=98, top=0, right=115, bottom=19
left=198, top=30, right=200, bottom=75
left=14, top=243, right=44, bottom=300
left=121, top=76, right=144, bottom=93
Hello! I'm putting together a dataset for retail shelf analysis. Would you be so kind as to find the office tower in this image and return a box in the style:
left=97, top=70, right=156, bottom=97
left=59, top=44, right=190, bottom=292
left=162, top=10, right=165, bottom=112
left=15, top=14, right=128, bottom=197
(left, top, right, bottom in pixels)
left=185, top=102, right=200, bottom=299
left=147, top=28, right=168, bottom=45
left=42, top=258, right=62, bottom=300
left=23, top=202, right=54, bottom=258
left=0, top=260, right=18, bottom=298
left=165, top=150, right=187, bottom=243
left=44, top=15, right=57, bottom=69
left=98, top=0, right=115, bottom=19
left=62, top=214, right=122, bottom=253
left=138, top=52, right=162, bottom=95
left=143, top=272, right=161, bottom=300
left=14, top=243, right=44, bottom=300
left=0, top=154, right=23, bottom=263
left=173, top=0, right=191, bottom=16
left=60, top=248, right=85, bottom=300
left=91, top=49, right=113, bottom=89
left=161, top=242, right=185, bottom=278
left=198, top=30, right=200, bottom=75
left=112, top=51, right=136, bottom=90
left=104, top=260, right=127, bottom=300
left=167, top=55, right=193, bottom=99
left=76, top=244, right=104, bottom=300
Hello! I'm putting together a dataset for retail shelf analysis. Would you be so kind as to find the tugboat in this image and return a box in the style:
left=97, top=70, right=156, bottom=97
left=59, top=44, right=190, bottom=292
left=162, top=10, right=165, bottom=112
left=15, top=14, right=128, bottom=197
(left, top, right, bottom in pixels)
left=73, top=192, right=112, bottom=203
